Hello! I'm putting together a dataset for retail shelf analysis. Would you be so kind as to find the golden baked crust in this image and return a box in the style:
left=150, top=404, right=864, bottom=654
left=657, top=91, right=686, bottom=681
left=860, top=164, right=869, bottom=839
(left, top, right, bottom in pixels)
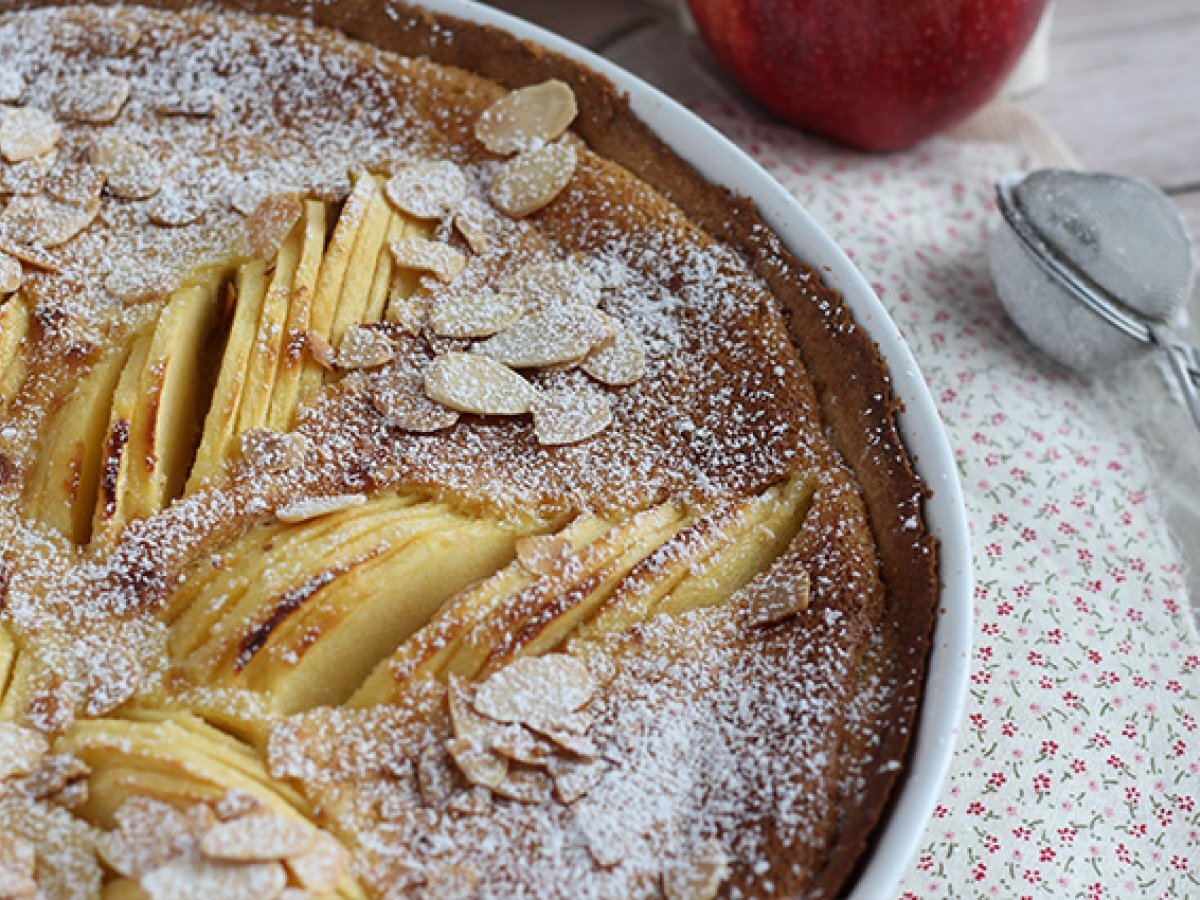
left=0, top=4, right=938, bottom=898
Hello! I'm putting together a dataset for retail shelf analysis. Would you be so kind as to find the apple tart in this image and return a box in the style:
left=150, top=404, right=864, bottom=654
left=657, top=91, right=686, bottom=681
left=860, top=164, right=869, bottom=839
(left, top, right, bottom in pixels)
left=0, top=4, right=937, bottom=898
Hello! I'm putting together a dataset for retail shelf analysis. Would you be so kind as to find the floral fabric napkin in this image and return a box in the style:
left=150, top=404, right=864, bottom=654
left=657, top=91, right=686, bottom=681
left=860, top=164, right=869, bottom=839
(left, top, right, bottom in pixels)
left=606, top=23, right=1200, bottom=897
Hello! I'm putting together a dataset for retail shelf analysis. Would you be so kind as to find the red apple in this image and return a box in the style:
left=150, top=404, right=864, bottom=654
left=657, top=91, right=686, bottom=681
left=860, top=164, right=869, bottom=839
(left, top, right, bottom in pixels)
left=686, top=0, right=1047, bottom=151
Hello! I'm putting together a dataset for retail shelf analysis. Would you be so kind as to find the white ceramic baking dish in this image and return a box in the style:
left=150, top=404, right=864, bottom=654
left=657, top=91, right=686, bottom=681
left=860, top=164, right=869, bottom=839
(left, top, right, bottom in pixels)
left=409, top=1, right=973, bottom=896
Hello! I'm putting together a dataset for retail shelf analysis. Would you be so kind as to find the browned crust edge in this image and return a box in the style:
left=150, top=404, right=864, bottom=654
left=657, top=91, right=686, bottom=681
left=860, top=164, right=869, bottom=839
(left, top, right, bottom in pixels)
left=0, top=1, right=941, bottom=894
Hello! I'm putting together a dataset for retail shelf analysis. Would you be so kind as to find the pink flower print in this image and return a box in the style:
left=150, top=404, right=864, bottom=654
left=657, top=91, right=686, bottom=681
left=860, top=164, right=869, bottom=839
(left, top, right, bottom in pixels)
left=1071, top=758, right=1087, bottom=774
left=972, top=862, right=988, bottom=881
left=983, top=833, right=1000, bottom=853
left=1171, top=855, right=1190, bottom=871
left=1033, top=773, right=1051, bottom=792
left=1013, top=825, right=1032, bottom=841
left=1040, top=739, right=1059, bottom=756
left=1039, top=846, right=1056, bottom=862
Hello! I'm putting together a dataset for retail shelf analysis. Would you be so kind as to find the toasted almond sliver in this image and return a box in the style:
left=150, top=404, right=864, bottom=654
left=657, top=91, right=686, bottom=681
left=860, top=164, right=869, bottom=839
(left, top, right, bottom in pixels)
left=0, top=252, right=21, bottom=295
left=473, top=654, right=595, bottom=726
left=337, top=325, right=394, bottom=369
left=416, top=744, right=458, bottom=804
left=100, top=798, right=199, bottom=878
left=429, top=290, right=524, bottom=339
left=385, top=160, right=467, bottom=220
left=0, top=107, right=61, bottom=163
left=246, top=194, right=302, bottom=259
left=277, top=493, right=366, bottom=524
left=552, top=758, right=608, bottom=804
left=0, top=194, right=100, bottom=247
left=474, top=304, right=610, bottom=370
left=44, top=161, right=106, bottom=207
left=744, top=566, right=812, bottom=627
left=453, top=198, right=494, bottom=254
left=84, top=647, right=142, bottom=716
left=140, top=859, right=287, bottom=900
left=445, top=736, right=508, bottom=790
left=447, top=786, right=493, bottom=816
left=304, top=330, right=337, bottom=370
left=55, top=74, right=130, bottom=124
left=214, top=790, right=266, bottom=822
left=0, top=835, right=37, bottom=898
left=0, top=150, right=56, bottom=197
left=529, top=719, right=598, bottom=758
left=0, top=724, right=47, bottom=782
left=531, top=386, right=613, bottom=446
left=285, top=832, right=351, bottom=892
left=148, top=182, right=207, bottom=227
left=581, top=320, right=647, bottom=386
left=500, top=258, right=603, bottom=312
left=423, top=351, right=538, bottom=416
left=19, top=752, right=89, bottom=802
left=490, top=724, right=556, bottom=769
left=389, top=236, right=466, bottom=284
left=88, top=133, right=165, bottom=200
left=447, top=676, right=496, bottom=746
left=662, top=839, right=731, bottom=900
left=200, top=812, right=314, bottom=862
left=493, top=766, right=552, bottom=804
left=369, top=367, right=460, bottom=433
left=0, top=238, right=59, bottom=272
left=514, top=533, right=572, bottom=576
left=239, top=428, right=310, bottom=475
left=0, top=68, right=25, bottom=105
left=475, top=79, right=578, bottom=156
left=490, top=141, right=576, bottom=218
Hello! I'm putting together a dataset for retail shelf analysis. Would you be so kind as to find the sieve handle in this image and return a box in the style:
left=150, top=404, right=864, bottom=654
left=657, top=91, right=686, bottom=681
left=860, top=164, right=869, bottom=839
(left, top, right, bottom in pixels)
left=1150, top=325, right=1200, bottom=430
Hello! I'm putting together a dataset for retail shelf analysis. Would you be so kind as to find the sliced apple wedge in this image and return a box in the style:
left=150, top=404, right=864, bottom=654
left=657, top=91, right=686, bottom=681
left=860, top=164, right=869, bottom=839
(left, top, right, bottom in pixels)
left=238, top=517, right=523, bottom=714
left=328, top=183, right=393, bottom=347
left=362, top=214, right=405, bottom=324
left=0, top=647, right=32, bottom=721
left=296, top=175, right=378, bottom=407
left=89, top=334, right=152, bottom=546
left=125, top=277, right=224, bottom=522
left=23, top=337, right=137, bottom=543
left=268, top=200, right=327, bottom=432
left=0, top=626, right=16, bottom=712
left=235, top=218, right=303, bottom=433
left=0, top=294, right=30, bottom=408
left=350, top=514, right=612, bottom=707
left=186, top=262, right=269, bottom=493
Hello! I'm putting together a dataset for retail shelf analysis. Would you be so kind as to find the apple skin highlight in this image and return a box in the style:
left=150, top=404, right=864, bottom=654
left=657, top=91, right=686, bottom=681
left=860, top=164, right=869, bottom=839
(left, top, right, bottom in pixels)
left=687, top=0, right=1047, bottom=151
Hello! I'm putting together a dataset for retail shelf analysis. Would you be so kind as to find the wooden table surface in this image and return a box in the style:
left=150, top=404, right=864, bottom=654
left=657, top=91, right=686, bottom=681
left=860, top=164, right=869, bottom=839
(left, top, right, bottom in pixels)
left=490, top=0, right=1200, bottom=248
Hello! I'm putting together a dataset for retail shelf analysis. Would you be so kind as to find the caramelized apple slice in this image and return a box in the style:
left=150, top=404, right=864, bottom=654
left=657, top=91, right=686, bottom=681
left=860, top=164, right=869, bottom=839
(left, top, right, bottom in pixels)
left=0, top=626, right=16, bottom=712
left=267, top=200, right=327, bottom=432
left=362, top=213, right=406, bottom=324
left=186, top=262, right=269, bottom=493
left=328, top=183, right=393, bottom=347
left=23, top=336, right=138, bottom=543
left=0, top=294, right=30, bottom=409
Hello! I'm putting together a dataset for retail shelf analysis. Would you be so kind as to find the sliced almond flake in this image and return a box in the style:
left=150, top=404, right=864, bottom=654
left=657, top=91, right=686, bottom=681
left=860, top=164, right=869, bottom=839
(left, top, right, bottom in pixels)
left=386, top=292, right=429, bottom=336
left=531, top=386, right=613, bottom=446
left=304, top=330, right=337, bottom=370
left=285, top=832, right=351, bottom=893
left=84, top=646, right=142, bottom=715
left=147, top=181, right=207, bottom=227
left=446, top=786, right=492, bottom=816
left=0, top=724, right=47, bottom=782
left=514, top=533, right=573, bottom=576
left=384, top=161, right=467, bottom=220
left=421, top=864, right=479, bottom=900
left=475, top=80, right=578, bottom=156
left=200, top=813, right=313, bottom=862
left=155, top=90, right=224, bottom=118
left=101, top=798, right=199, bottom=877
left=0, top=107, right=61, bottom=163
left=0, top=150, right=56, bottom=197
left=0, top=836, right=37, bottom=898
left=0, top=237, right=60, bottom=272
left=368, top=367, right=459, bottom=434
left=581, top=320, right=647, bottom=386
left=0, top=252, right=20, bottom=295
left=0, top=68, right=25, bottom=105
left=277, top=493, right=366, bottom=524
left=389, top=236, right=466, bottom=284
left=19, top=752, right=89, bottom=802
left=528, top=719, right=599, bottom=758
left=445, top=736, right=507, bottom=790
left=416, top=744, right=458, bottom=804
left=493, top=766, right=552, bottom=804
left=423, top=351, right=538, bottom=416
left=425, top=332, right=471, bottom=356
left=453, top=198, right=494, bottom=254
left=473, top=654, right=595, bottom=727
left=447, top=676, right=500, bottom=747
left=305, top=169, right=353, bottom=205
left=743, top=566, right=812, bottom=627
left=44, top=161, right=106, bottom=206
left=246, top=194, right=302, bottom=259
left=337, top=325, right=394, bottom=369
left=551, top=758, right=608, bottom=804
left=490, top=141, right=576, bottom=218
left=474, top=305, right=610, bottom=369
left=88, top=133, right=165, bottom=200
left=490, top=724, right=556, bottom=769
left=239, top=429, right=310, bottom=475
left=500, top=258, right=603, bottom=313
left=662, top=839, right=731, bottom=900
left=214, top=790, right=266, bottom=822
left=54, top=74, right=130, bottom=124
left=0, top=194, right=100, bottom=247
left=141, top=859, right=287, bottom=900
left=429, top=290, right=524, bottom=339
